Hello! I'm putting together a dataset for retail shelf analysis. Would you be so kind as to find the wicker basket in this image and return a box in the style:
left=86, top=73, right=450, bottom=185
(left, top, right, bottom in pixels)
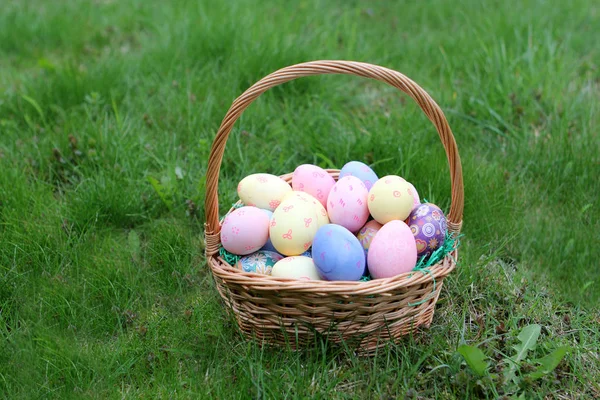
left=204, top=60, right=464, bottom=354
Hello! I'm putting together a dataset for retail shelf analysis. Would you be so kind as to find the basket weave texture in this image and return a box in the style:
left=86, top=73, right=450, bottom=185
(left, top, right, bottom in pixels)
left=204, top=61, right=464, bottom=353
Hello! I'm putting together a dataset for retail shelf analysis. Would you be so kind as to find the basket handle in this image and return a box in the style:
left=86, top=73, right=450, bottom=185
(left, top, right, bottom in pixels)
left=204, top=60, right=463, bottom=254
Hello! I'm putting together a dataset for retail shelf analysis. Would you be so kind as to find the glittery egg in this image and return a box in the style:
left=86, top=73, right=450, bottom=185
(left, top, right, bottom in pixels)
left=327, top=176, right=369, bottom=233
left=367, top=220, right=417, bottom=279
left=269, top=196, right=319, bottom=256
left=367, top=175, right=414, bottom=224
left=406, top=203, right=447, bottom=257
left=312, top=224, right=365, bottom=281
left=220, top=206, right=270, bottom=255
left=271, top=256, right=322, bottom=280
left=234, top=251, right=284, bottom=275
left=292, top=164, right=335, bottom=207
left=339, top=161, right=379, bottom=190
left=237, top=173, right=292, bottom=211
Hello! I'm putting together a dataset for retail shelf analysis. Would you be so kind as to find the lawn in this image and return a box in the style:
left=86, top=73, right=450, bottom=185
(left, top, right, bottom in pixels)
left=0, top=0, right=598, bottom=398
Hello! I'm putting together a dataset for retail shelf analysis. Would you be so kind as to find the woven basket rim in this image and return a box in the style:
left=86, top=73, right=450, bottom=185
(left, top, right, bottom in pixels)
left=208, top=250, right=457, bottom=293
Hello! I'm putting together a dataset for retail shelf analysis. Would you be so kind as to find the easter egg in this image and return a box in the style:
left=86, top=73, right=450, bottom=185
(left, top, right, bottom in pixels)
left=406, top=203, right=447, bottom=257
left=271, top=256, right=322, bottom=280
left=284, top=191, right=329, bottom=228
left=367, top=176, right=414, bottom=224
left=237, top=173, right=292, bottom=211
left=292, top=164, right=335, bottom=207
left=327, top=176, right=369, bottom=233
left=368, top=220, right=417, bottom=279
left=312, top=224, right=365, bottom=281
left=270, top=196, right=318, bottom=256
left=234, top=251, right=284, bottom=275
left=220, top=206, right=270, bottom=255
left=356, top=220, right=383, bottom=269
left=339, top=161, right=379, bottom=190
left=406, top=181, right=421, bottom=208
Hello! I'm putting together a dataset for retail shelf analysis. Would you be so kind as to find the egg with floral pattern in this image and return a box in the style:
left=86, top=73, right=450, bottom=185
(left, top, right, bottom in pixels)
left=406, top=203, right=447, bottom=258
left=234, top=251, right=284, bottom=275
left=284, top=191, right=329, bottom=228
left=237, top=173, right=292, bottom=211
left=270, top=196, right=319, bottom=256
left=356, top=220, right=383, bottom=271
left=220, top=206, right=270, bottom=255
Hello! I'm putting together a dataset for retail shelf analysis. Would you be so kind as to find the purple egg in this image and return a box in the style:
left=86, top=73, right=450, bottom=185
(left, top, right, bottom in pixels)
left=312, top=224, right=365, bottom=281
left=405, top=203, right=447, bottom=258
left=339, top=161, right=379, bottom=191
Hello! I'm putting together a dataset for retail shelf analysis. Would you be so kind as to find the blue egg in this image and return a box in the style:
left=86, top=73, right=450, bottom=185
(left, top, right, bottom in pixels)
left=339, top=161, right=378, bottom=191
left=312, top=224, right=366, bottom=281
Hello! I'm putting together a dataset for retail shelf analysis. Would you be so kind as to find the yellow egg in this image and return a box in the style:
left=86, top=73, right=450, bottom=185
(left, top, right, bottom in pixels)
left=285, top=191, right=330, bottom=228
left=271, top=256, right=322, bottom=280
left=237, top=174, right=292, bottom=211
left=270, top=196, right=319, bottom=256
left=367, top=175, right=414, bottom=224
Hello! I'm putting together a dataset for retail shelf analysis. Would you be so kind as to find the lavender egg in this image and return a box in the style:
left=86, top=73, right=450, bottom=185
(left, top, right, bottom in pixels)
left=339, top=161, right=378, bottom=191
left=312, top=224, right=365, bottom=281
left=406, top=203, right=447, bottom=258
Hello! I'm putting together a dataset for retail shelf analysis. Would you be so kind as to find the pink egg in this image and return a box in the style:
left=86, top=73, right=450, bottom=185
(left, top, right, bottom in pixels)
left=367, top=220, right=417, bottom=279
left=327, top=176, right=369, bottom=233
left=292, top=164, right=335, bottom=207
left=220, top=206, right=270, bottom=255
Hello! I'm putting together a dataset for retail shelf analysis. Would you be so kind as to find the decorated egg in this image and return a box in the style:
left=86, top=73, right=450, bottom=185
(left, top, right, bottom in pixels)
left=237, top=173, right=292, bottom=211
left=356, top=220, right=383, bottom=269
left=220, top=206, right=270, bottom=255
left=406, top=203, right=447, bottom=257
left=339, top=161, right=379, bottom=190
left=312, top=224, right=365, bottom=281
left=284, top=191, right=329, bottom=228
left=292, top=164, right=335, bottom=207
left=367, top=175, right=414, bottom=224
left=406, top=181, right=421, bottom=208
left=234, top=251, right=284, bottom=275
left=270, top=196, right=318, bottom=256
left=368, top=220, right=417, bottom=279
left=327, top=176, right=369, bottom=232
left=271, top=256, right=322, bottom=280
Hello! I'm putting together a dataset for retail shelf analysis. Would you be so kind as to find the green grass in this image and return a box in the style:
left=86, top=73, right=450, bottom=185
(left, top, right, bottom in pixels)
left=1, top=0, right=599, bottom=398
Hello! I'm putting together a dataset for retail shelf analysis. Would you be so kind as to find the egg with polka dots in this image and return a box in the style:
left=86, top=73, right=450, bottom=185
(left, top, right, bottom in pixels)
left=367, top=175, right=414, bottom=224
